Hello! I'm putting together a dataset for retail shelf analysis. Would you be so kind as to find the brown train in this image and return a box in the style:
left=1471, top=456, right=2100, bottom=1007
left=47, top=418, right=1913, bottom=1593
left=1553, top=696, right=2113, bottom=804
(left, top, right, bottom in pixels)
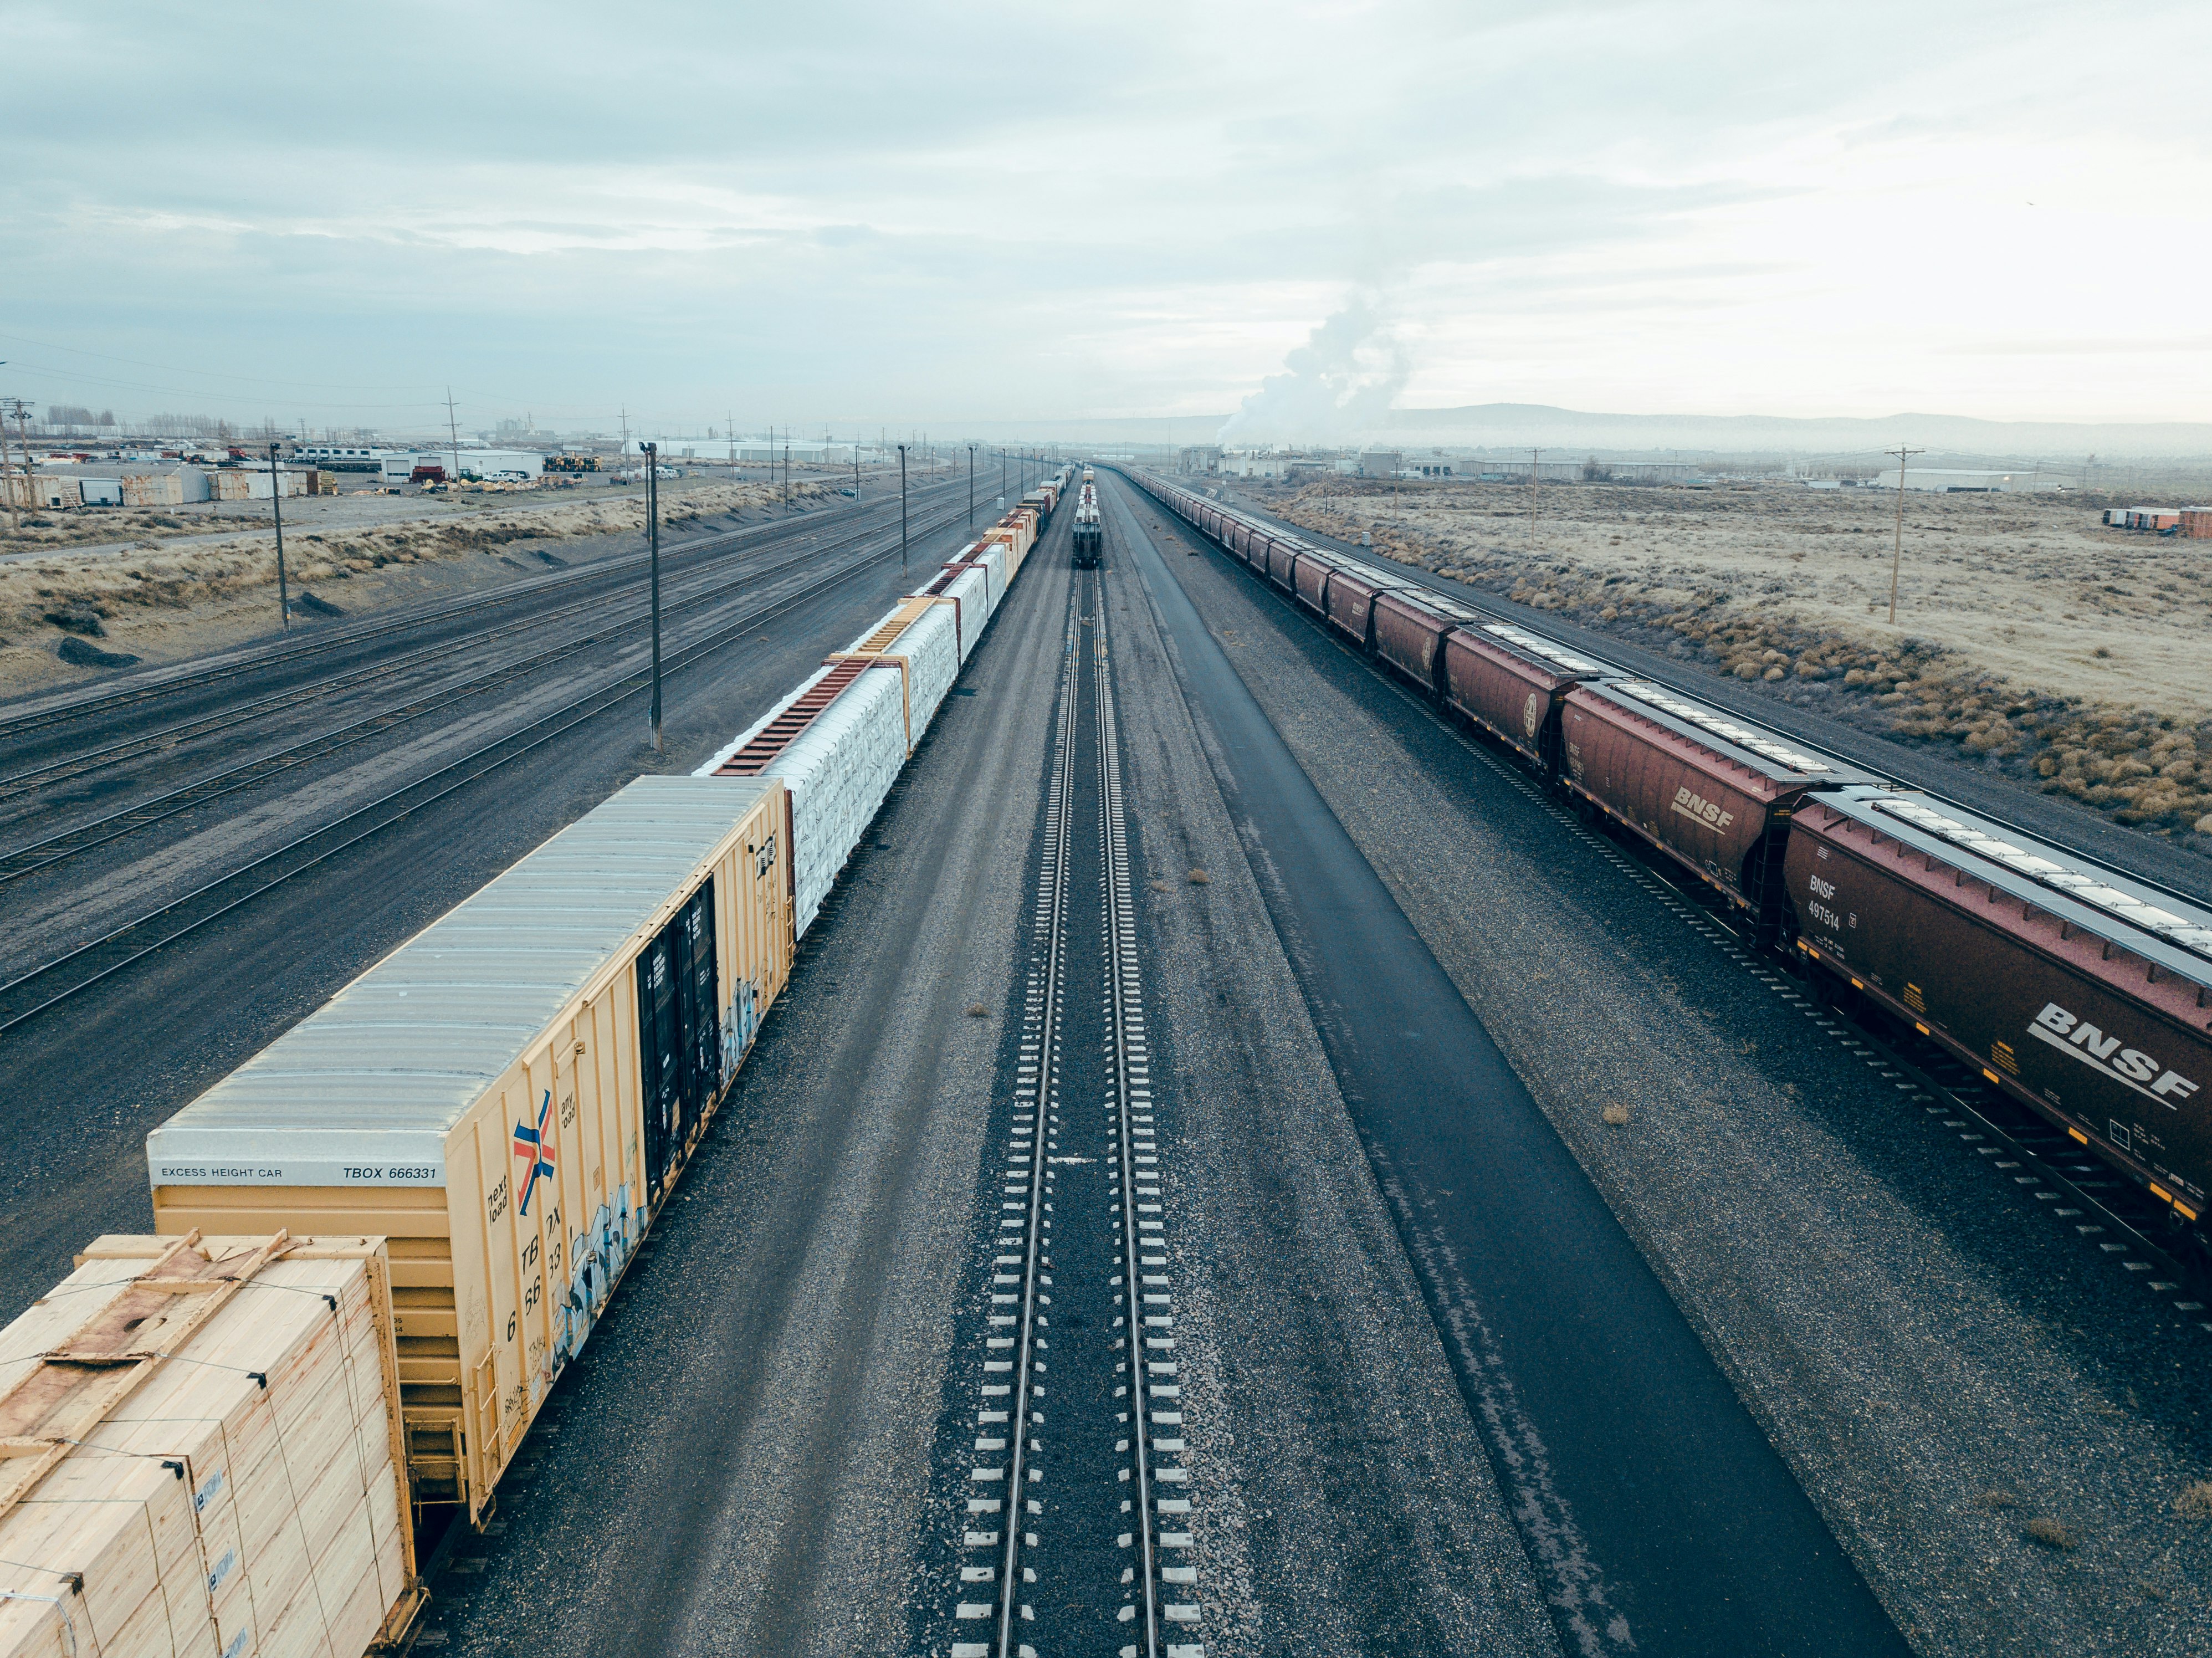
left=1134, top=469, right=2212, bottom=1251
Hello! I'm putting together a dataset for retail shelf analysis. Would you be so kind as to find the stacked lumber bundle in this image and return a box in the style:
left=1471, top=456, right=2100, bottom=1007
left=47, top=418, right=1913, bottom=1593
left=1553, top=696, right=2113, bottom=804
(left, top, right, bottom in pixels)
left=0, top=1233, right=420, bottom=1658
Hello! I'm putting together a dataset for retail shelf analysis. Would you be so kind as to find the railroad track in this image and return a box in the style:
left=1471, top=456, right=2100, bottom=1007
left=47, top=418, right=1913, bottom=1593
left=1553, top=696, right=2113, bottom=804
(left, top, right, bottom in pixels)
left=945, top=569, right=1201, bottom=1658
left=0, top=492, right=979, bottom=885
left=0, top=495, right=971, bottom=1035
left=0, top=477, right=965, bottom=780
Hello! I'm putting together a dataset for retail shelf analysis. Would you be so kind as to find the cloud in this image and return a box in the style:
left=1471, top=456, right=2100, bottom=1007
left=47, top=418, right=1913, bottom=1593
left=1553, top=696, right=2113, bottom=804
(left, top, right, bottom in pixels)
left=1216, top=296, right=1410, bottom=446
left=3, top=0, right=2209, bottom=431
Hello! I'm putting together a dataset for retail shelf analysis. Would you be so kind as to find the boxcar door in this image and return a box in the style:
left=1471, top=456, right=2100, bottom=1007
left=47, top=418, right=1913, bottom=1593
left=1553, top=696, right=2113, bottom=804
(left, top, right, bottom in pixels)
left=638, top=928, right=681, bottom=1204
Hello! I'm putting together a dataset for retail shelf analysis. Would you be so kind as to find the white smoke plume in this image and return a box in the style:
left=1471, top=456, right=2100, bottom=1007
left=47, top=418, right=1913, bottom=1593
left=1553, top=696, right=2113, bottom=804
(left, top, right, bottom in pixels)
left=1216, top=294, right=1410, bottom=447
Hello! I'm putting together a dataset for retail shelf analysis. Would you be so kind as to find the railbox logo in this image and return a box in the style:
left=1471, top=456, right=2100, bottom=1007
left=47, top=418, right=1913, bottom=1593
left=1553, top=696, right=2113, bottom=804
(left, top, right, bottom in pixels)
left=2029, top=1002, right=2200, bottom=1108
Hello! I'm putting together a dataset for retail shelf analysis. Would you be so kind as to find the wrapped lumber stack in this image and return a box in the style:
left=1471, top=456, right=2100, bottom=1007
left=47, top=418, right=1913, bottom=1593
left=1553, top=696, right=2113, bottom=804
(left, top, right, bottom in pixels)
left=0, top=1232, right=421, bottom=1658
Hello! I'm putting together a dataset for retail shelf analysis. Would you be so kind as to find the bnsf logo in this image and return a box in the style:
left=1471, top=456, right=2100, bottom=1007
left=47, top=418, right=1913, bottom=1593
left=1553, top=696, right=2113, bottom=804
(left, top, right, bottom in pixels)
left=1668, top=785, right=1735, bottom=831
left=2030, top=1003, right=2199, bottom=1107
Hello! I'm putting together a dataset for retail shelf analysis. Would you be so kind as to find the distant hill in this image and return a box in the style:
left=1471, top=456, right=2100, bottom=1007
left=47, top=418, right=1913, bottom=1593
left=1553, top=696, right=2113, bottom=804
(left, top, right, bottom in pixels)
left=945, top=403, right=2212, bottom=459
left=1377, top=403, right=2212, bottom=460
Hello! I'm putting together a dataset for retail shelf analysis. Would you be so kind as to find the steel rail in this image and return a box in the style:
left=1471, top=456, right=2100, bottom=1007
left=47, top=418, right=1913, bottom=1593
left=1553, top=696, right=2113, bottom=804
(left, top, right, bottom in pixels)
left=1094, top=572, right=1163, bottom=1657
left=0, top=494, right=979, bottom=884
left=0, top=475, right=967, bottom=745
left=0, top=500, right=958, bottom=1036
left=992, top=592, right=1081, bottom=1657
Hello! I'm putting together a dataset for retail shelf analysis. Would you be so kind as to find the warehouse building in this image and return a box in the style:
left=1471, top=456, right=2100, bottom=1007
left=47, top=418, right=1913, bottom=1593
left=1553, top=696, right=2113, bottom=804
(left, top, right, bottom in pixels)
left=1871, top=468, right=2062, bottom=493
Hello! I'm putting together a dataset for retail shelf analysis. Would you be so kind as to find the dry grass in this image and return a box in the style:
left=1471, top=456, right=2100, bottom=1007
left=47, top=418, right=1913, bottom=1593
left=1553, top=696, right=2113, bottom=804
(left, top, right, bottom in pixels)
left=1271, top=481, right=2212, bottom=851
left=1600, top=1102, right=1631, bottom=1127
left=965, top=1003, right=990, bottom=1019
left=2174, top=1481, right=2212, bottom=1519
left=2022, top=1515, right=2077, bottom=1550
left=1, top=478, right=830, bottom=694
left=1187, top=868, right=1211, bottom=885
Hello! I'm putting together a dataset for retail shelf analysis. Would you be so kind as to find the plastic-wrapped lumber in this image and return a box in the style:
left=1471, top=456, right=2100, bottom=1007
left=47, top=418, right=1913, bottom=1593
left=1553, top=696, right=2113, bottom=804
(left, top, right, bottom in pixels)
left=0, top=1234, right=421, bottom=1658
left=697, top=663, right=908, bottom=937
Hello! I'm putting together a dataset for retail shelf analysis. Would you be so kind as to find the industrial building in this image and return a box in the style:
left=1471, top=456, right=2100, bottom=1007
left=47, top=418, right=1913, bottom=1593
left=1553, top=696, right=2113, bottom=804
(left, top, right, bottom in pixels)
left=1871, top=467, right=2063, bottom=493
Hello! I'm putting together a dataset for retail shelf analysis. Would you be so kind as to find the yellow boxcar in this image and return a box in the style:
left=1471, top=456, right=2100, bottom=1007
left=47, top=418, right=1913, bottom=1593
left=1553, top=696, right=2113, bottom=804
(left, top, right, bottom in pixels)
left=146, top=776, right=791, bottom=1523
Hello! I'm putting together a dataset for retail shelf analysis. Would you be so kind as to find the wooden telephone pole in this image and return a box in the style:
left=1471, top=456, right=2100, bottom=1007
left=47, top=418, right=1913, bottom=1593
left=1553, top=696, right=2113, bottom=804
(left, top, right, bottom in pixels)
left=1887, top=446, right=1924, bottom=626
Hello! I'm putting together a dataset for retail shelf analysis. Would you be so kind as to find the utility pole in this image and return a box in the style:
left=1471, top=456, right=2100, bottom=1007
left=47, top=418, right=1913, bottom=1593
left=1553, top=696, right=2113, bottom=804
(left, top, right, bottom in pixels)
left=898, top=442, right=909, bottom=570
left=1000, top=448, right=1007, bottom=505
left=0, top=384, right=27, bottom=531
left=267, top=442, right=290, bottom=628
left=619, top=406, right=629, bottom=470
left=726, top=411, right=735, bottom=470
left=1887, top=446, right=1924, bottom=626
left=1528, top=448, right=1542, bottom=550
left=445, top=388, right=462, bottom=490
left=782, top=432, right=790, bottom=512
left=967, top=443, right=976, bottom=525
left=644, top=442, right=663, bottom=752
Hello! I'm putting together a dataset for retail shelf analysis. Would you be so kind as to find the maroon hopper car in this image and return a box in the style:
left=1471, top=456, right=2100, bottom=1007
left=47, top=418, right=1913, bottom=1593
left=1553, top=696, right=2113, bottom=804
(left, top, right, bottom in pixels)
left=1444, top=623, right=1606, bottom=770
left=1370, top=588, right=1486, bottom=698
left=1560, top=678, right=1867, bottom=915
left=1266, top=538, right=1300, bottom=591
left=1788, top=787, right=2212, bottom=1222
left=1323, top=559, right=1415, bottom=651
left=1292, top=550, right=1337, bottom=616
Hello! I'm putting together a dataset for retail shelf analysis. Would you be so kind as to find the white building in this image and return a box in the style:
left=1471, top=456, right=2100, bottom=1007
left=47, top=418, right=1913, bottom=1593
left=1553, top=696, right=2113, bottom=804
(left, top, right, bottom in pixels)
left=1871, top=468, right=2065, bottom=493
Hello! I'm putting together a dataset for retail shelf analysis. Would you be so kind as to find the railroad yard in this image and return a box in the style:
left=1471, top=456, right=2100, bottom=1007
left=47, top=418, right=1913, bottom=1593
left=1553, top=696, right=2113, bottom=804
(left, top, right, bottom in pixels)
left=6, top=466, right=2212, bottom=1658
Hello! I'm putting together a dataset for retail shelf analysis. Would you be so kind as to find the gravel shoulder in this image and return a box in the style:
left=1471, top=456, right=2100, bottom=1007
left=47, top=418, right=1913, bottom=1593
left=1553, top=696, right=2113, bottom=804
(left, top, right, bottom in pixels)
left=1153, top=511, right=2212, bottom=1655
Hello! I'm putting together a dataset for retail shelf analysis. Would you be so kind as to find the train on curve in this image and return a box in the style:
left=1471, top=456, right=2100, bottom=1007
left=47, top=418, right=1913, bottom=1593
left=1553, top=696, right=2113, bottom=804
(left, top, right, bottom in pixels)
left=142, top=473, right=1070, bottom=1535
left=1128, top=468, right=2212, bottom=1260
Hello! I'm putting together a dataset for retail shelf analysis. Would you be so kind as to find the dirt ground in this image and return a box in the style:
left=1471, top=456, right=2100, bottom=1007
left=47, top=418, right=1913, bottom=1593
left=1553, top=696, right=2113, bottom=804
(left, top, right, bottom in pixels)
left=0, top=477, right=833, bottom=699
left=1263, top=478, right=2212, bottom=850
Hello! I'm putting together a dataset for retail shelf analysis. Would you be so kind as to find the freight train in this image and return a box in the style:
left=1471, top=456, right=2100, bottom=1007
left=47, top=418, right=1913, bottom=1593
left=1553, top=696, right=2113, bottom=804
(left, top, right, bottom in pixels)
left=142, top=473, right=1073, bottom=1533
left=1128, top=468, right=2212, bottom=1256
left=1072, top=481, right=1102, bottom=566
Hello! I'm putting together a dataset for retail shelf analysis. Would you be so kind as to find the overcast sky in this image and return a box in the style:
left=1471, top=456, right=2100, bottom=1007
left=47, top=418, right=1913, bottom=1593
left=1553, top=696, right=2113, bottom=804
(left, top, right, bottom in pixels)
left=3, top=1, right=2205, bottom=439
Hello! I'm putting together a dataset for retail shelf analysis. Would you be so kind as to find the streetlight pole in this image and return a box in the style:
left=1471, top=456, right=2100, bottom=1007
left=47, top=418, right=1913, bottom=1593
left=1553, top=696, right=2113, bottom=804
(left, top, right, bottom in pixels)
left=898, top=442, right=909, bottom=570
left=268, top=442, right=290, bottom=629
left=1888, top=445, right=1923, bottom=627
left=644, top=442, right=663, bottom=752
left=967, top=443, right=976, bottom=525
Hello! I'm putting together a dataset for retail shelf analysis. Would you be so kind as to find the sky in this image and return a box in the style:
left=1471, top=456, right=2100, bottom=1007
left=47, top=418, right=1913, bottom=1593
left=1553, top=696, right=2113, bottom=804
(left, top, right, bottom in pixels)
left=3, top=0, right=2207, bottom=442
